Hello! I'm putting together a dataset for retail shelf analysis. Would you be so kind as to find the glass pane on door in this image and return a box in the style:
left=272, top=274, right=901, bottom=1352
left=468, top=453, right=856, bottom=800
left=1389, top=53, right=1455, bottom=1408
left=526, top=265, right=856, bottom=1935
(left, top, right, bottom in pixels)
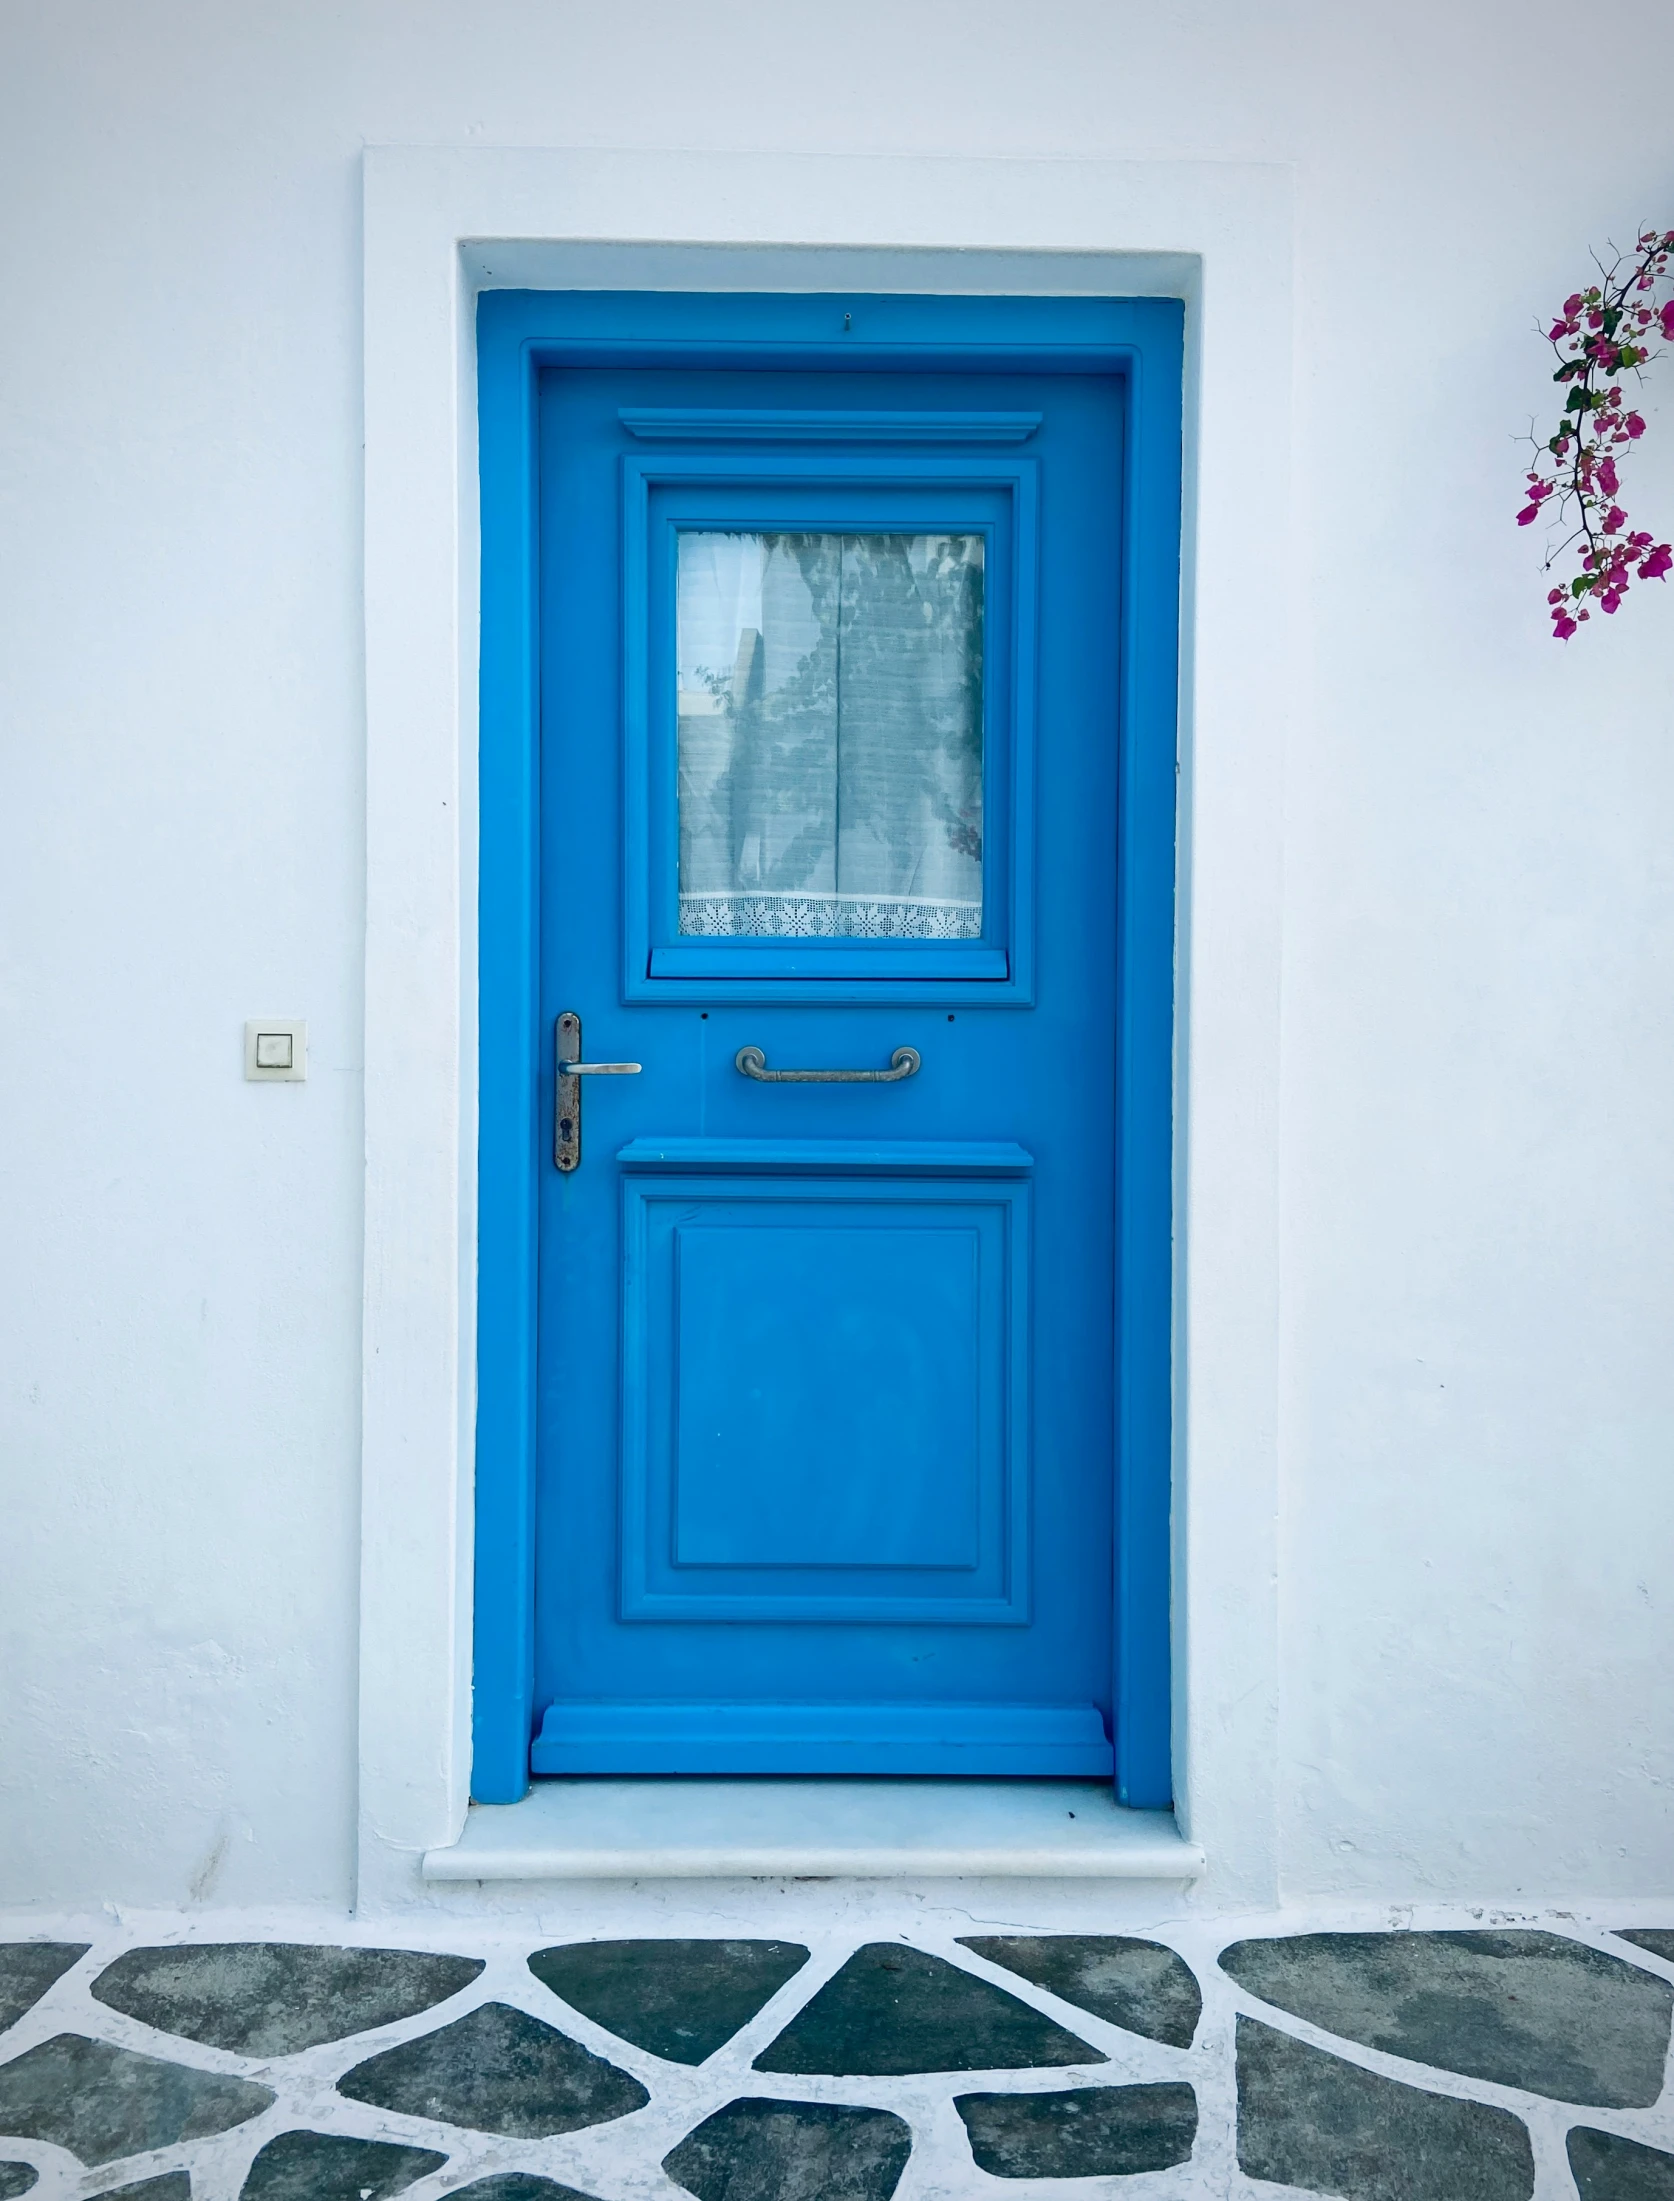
left=676, top=530, right=984, bottom=939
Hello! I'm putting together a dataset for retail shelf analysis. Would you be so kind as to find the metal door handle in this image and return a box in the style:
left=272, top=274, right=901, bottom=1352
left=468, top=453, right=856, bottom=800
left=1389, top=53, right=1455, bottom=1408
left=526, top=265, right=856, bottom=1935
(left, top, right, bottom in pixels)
left=734, top=1044, right=921, bottom=1083
left=555, top=1012, right=641, bottom=1172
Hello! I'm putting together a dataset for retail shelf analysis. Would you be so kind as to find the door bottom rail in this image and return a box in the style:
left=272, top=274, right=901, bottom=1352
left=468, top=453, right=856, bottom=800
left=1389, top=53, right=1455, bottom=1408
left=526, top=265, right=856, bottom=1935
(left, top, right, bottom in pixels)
left=531, top=1700, right=1113, bottom=1777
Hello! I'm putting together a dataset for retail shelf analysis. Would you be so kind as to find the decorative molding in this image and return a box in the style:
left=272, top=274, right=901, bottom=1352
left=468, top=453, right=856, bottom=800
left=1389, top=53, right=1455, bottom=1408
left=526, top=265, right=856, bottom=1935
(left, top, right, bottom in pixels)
left=620, top=407, right=1042, bottom=443
left=615, top=1138, right=1034, bottom=1173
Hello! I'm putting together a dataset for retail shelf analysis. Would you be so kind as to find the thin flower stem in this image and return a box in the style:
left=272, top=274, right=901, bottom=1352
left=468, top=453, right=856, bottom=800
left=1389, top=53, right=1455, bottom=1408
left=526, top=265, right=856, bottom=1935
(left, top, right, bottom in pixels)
left=1522, top=230, right=1674, bottom=636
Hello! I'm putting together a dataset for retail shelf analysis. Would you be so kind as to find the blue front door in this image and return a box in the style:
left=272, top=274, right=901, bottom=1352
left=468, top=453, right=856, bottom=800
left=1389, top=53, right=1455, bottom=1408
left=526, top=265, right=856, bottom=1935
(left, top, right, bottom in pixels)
left=527, top=296, right=1130, bottom=1777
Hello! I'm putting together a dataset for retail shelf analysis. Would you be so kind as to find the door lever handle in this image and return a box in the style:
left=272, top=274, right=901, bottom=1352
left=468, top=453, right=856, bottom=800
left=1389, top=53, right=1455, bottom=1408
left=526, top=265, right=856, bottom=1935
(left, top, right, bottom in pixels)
left=555, top=1012, right=641, bottom=1172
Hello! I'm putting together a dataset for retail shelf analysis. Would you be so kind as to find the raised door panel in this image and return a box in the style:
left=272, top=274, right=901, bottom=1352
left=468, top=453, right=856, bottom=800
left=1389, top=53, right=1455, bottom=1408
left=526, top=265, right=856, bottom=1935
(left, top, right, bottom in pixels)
left=621, top=1173, right=1029, bottom=1623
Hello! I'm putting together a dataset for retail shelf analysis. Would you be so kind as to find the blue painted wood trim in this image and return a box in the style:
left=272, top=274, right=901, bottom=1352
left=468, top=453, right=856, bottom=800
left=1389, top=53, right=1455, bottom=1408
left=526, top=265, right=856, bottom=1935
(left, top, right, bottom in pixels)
left=619, top=407, right=1042, bottom=442
left=533, top=1700, right=1112, bottom=1777
left=616, top=1138, right=1034, bottom=1174
left=620, top=452, right=1036, bottom=1003
left=471, top=326, right=542, bottom=1803
left=475, top=291, right=1183, bottom=1810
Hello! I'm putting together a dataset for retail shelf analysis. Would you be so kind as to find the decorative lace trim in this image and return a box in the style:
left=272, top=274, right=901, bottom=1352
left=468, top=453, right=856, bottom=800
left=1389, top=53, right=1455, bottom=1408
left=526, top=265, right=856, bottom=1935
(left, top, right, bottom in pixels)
left=679, top=891, right=983, bottom=940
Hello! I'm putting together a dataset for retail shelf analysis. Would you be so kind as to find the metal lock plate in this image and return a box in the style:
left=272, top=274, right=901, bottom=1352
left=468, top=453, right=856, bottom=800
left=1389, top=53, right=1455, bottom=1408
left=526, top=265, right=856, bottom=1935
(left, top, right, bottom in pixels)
left=555, top=1012, right=641, bottom=1171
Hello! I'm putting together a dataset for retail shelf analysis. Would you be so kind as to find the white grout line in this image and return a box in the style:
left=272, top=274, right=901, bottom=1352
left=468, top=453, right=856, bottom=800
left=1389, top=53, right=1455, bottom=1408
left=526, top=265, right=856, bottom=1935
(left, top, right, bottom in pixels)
left=0, top=1905, right=1670, bottom=2201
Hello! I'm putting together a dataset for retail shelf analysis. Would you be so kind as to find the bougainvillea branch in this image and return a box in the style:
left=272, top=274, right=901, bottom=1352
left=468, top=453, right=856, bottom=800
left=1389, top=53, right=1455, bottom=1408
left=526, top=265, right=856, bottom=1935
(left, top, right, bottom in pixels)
left=1520, top=229, right=1674, bottom=638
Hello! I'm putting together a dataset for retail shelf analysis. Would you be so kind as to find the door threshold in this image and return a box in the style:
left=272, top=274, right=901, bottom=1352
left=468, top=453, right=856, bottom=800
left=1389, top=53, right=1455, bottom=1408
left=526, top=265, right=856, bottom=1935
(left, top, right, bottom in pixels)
left=421, top=1779, right=1206, bottom=1882
left=531, top=1701, right=1114, bottom=1777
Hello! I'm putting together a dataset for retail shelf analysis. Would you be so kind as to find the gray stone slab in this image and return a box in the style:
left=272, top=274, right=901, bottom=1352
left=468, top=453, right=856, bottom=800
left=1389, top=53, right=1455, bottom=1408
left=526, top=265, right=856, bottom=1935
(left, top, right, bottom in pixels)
left=753, top=1944, right=1103, bottom=2077
left=1569, top=2126, right=1674, bottom=2198
left=664, top=2097, right=912, bottom=2201
left=446, top=2181, right=602, bottom=2200
left=0, top=2166, right=36, bottom=2198
left=1236, top=2017, right=1534, bottom=2201
left=337, top=2000, right=649, bottom=2137
left=0, top=1944, right=88, bottom=2033
left=1618, top=1930, right=1674, bottom=1967
left=0, top=2033, right=273, bottom=2166
left=92, top=1942, right=483, bottom=2055
left=528, top=1938, right=809, bottom=2064
left=1220, top=1929, right=1672, bottom=2106
left=958, top=1934, right=1202, bottom=2048
left=99, top=2180, right=192, bottom=2200
left=956, top=2082, right=1198, bottom=2177
left=240, top=2130, right=447, bottom=2200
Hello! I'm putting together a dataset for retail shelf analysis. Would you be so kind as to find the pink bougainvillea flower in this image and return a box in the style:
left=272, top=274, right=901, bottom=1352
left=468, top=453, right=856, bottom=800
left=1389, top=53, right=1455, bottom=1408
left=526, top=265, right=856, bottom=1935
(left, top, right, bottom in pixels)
left=1526, top=234, right=1672, bottom=635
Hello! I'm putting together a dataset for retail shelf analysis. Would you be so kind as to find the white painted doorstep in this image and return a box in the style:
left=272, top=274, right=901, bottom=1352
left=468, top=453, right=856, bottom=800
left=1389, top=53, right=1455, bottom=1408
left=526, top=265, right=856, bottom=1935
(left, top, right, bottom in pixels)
left=421, top=1781, right=1206, bottom=1882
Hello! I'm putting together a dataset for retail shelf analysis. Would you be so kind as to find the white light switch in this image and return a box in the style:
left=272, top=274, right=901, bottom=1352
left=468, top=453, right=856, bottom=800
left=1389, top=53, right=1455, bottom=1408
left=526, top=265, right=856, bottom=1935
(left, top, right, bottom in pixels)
left=245, top=1019, right=306, bottom=1081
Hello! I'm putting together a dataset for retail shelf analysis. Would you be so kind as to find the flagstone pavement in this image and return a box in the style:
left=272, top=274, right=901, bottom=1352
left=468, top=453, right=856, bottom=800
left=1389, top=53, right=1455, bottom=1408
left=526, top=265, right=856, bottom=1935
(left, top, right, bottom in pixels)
left=2, top=1910, right=1673, bottom=2199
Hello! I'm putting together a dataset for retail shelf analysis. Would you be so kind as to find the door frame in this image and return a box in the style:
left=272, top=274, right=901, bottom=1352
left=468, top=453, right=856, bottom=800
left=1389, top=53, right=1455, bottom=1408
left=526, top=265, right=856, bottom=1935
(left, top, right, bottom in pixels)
left=471, top=289, right=1183, bottom=1808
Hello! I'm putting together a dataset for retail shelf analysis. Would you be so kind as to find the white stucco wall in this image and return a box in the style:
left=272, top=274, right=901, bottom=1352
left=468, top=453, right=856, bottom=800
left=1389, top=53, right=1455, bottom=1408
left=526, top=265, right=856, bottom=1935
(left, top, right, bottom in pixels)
left=2, top=0, right=1672, bottom=1915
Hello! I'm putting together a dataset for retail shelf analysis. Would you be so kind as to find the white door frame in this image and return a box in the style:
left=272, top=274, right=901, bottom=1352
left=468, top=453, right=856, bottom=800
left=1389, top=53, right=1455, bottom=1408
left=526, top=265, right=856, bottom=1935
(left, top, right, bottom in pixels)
left=358, top=145, right=1293, bottom=1909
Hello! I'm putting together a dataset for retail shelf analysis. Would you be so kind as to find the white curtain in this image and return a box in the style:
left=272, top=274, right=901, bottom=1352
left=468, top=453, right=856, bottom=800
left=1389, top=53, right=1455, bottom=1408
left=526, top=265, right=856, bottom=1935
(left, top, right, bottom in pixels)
left=675, top=531, right=984, bottom=939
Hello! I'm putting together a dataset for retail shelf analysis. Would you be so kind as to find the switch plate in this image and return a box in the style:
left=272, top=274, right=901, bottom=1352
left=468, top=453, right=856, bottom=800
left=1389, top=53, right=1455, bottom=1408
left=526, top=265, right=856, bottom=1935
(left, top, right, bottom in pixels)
left=245, top=1019, right=307, bottom=1081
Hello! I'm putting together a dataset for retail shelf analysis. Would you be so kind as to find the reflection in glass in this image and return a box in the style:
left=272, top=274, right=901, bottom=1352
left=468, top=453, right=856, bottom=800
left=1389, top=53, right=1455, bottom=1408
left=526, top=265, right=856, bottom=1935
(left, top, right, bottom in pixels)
left=676, top=531, right=984, bottom=938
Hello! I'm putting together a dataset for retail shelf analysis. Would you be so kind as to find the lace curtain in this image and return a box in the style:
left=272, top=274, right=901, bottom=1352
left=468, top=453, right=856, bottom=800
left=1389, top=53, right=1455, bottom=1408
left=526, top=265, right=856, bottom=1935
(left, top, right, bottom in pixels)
left=675, top=531, right=984, bottom=938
